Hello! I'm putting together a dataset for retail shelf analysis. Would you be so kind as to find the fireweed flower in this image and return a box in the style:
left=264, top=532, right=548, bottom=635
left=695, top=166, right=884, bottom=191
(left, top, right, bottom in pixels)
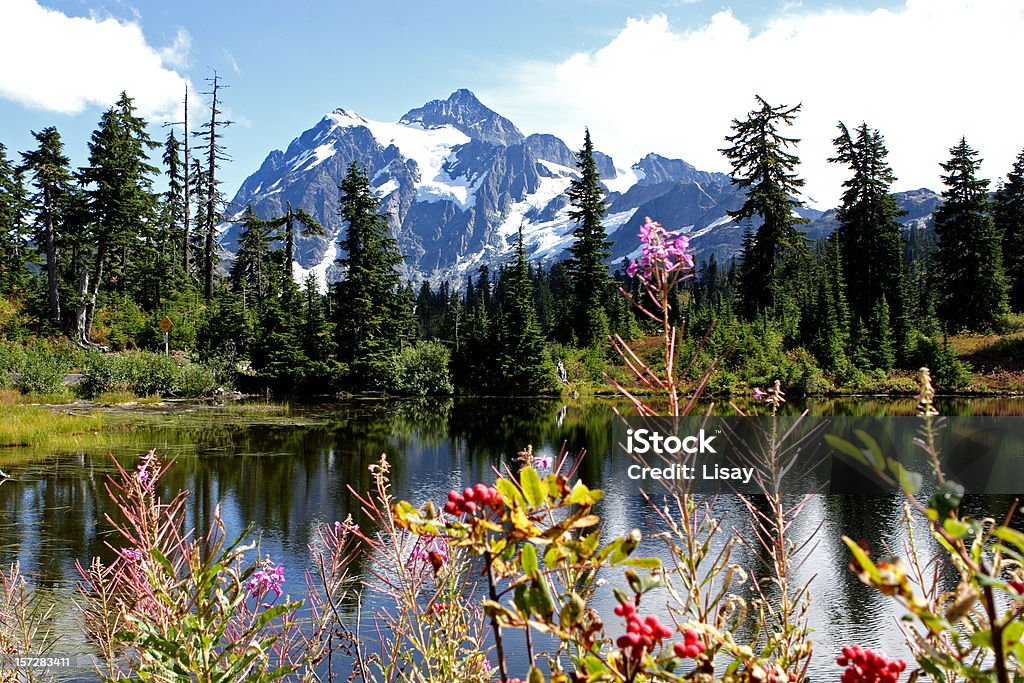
left=246, top=561, right=285, bottom=598
left=752, top=387, right=768, bottom=400
left=407, top=535, right=449, bottom=570
left=627, top=218, right=694, bottom=284
left=120, top=548, right=144, bottom=563
left=134, top=450, right=161, bottom=494
left=533, top=454, right=553, bottom=469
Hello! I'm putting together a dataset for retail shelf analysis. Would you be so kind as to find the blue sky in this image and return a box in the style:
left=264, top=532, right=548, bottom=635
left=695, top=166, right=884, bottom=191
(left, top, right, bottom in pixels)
left=1, top=0, right=1021, bottom=207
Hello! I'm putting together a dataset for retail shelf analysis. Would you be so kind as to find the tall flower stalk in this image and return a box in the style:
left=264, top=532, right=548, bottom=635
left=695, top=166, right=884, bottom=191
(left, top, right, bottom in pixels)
left=613, top=217, right=714, bottom=417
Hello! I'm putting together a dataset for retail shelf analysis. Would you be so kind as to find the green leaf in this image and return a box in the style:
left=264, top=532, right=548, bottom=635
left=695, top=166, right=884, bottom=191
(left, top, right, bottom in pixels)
left=521, top=466, right=544, bottom=507
left=1002, top=620, right=1024, bottom=649
left=529, top=666, right=544, bottom=683
left=581, top=654, right=608, bottom=674
left=853, top=429, right=886, bottom=470
left=887, top=458, right=923, bottom=495
left=521, top=542, right=539, bottom=577
left=560, top=592, right=585, bottom=627
left=995, top=526, right=1024, bottom=554
left=618, top=557, right=662, bottom=569
left=969, top=629, right=993, bottom=649
left=568, top=480, right=603, bottom=505
left=943, top=518, right=971, bottom=539
left=496, top=478, right=525, bottom=507
left=825, top=433, right=870, bottom=468
left=842, top=536, right=881, bottom=583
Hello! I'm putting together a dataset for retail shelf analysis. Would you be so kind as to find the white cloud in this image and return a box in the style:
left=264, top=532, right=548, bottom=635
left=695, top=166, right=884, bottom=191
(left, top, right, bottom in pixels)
left=0, top=0, right=190, bottom=121
left=484, top=0, right=1024, bottom=207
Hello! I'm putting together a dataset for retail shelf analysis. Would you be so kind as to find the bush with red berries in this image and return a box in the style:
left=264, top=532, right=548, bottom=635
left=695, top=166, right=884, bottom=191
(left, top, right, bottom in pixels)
left=444, top=484, right=504, bottom=517
left=836, top=645, right=906, bottom=683
left=614, top=601, right=674, bottom=661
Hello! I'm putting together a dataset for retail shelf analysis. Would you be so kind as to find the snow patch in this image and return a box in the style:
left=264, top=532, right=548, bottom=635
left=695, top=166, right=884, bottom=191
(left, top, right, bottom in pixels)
left=537, top=159, right=577, bottom=178
left=292, top=242, right=340, bottom=294
left=307, top=142, right=336, bottom=169
left=374, top=179, right=399, bottom=197
left=604, top=165, right=644, bottom=194
left=705, top=215, right=734, bottom=230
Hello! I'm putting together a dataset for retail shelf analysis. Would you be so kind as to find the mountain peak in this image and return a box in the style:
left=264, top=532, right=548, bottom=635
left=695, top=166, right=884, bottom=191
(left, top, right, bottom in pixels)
left=400, top=89, right=524, bottom=147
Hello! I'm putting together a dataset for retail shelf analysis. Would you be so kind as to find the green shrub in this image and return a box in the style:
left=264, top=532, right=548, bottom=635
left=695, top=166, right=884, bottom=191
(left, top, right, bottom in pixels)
left=908, top=332, right=973, bottom=391
left=176, top=361, right=219, bottom=397
left=103, top=299, right=148, bottom=350
left=387, top=341, right=454, bottom=396
left=994, top=312, right=1024, bottom=335
left=79, top=351, right=219, bottom=398
left=15, top=355, right=67, bottom=395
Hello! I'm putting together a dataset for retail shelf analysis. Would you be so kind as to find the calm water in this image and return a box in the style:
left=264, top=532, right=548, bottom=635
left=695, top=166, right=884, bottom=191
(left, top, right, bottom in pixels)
left=2, top=395, right=1024, bottom=680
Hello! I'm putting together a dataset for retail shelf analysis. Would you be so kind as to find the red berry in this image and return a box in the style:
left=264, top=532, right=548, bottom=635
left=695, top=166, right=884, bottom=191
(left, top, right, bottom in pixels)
left=444, top=501, right=458, bottom=515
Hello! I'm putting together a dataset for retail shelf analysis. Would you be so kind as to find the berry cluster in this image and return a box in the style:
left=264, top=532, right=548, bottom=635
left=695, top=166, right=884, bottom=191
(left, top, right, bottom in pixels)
left=837, top=645, right=907, bottom=683
left=444, top=484, right=504, bottom=517
left=1009, top=578, right=1024, bottom=594
left=614, top=602, right=673, bottom=661
left=672, top=628, right=706, bottom=659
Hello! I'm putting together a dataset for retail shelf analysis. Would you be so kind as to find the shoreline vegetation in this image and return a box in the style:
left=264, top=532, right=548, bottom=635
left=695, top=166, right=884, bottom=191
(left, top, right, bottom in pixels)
left=2, top=91, right=1024, bottom=406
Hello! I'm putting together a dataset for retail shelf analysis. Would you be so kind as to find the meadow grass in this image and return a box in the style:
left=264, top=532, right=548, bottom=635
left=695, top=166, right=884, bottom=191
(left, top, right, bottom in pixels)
left=0, top=405, right=107, bottom=467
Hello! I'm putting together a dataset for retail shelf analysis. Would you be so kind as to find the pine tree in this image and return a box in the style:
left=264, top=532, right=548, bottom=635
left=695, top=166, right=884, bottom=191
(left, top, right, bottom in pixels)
left=239, top=201, right=326, bottom=281
left=77, top=92, right=160, bottom=344
left=299, top=273, right=336, bottom=366
left=20, top=127, right=77, bottom=329
left=565, top=129, right=612, bottom=347
left=829, top=122, right=908, bottom=357
left=161, top=129, right=186, bottom=280
left=721, top=96, right=810, bottom=318
left=334, top=161, right=405, bottom=387
left=230, top=206, right=278, bottom=306
left=996, top=147, right=1024, bottom=310
left=866, top=295, right=895, bottom=371
left=808, top=237, right=849, bottom=373
left=495, top=227, right=555, bottom=394
left=0, top=143, right=30, bottom=294
left=933, top=138, right=1007, bottom=331
left=193, top=72, right=232, bottom=301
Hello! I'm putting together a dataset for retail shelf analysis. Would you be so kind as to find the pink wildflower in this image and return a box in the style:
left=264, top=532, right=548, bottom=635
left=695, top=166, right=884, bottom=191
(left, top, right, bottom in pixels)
left=408, top=535, right=449, bottom=570
left=120, top=548, right=144, bottom=563
left=533, top=454, right=553, bottom=469
left=246, top=562, right=285, bottom=598
left=135, top=450, right=161, bottom=494
left=628, top=218, right=695, bottom=283
left=752, top=387, right=768, bottom=399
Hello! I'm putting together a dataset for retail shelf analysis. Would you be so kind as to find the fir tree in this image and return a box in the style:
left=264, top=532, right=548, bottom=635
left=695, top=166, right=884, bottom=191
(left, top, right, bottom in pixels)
left=721, top=96, right=809, bottom=318
left=496, top=227, right=555, bottom=394
left=565, top=129, right=612, bottom=347
left=808, top=237, right=849, bottom=373
left=866, top=295, right=896, bottom=372
left=77, top=92, right=160, bottom=344
left=230, top=206, right=279, bottom=306
left=933, top=138, right=1007, bottom=331
left=830, top=122, right=908, bottom=357
left=996, top=147, right=1024, bottom=310
left=161, top=129, right=186, bottom=281
left=0, top=143, right=30, bottom=294
left=334, top=161, right=404, bottom=387
left=20, top=127, right=76, bottom=329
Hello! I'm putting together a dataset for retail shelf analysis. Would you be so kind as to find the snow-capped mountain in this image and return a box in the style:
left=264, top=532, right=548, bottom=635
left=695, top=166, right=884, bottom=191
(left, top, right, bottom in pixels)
left=223, top=89, right=937, bottom=287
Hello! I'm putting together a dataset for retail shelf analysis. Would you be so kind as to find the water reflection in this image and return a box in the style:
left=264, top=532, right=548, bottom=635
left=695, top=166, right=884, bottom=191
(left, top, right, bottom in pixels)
left=0, top=395, right=1021, bottom=678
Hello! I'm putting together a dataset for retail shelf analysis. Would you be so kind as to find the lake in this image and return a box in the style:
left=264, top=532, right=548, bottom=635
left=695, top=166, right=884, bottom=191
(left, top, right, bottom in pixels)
left=2, top=395, right=1023, bottom=680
